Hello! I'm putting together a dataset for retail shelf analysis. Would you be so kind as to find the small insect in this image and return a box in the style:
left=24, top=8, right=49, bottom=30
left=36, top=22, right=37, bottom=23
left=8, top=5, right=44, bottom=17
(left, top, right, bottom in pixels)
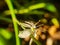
left=18, top=21, right=36, bottom=38
left=18, top=20, right=44, bottom=38
left=18, top=20, right=45, bottom=45
left=18, top=18, right=60, bottom=45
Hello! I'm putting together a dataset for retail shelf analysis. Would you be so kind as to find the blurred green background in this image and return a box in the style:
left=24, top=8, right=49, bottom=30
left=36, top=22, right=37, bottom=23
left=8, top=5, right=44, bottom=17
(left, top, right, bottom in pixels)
left=0, top=0, right=60, bottom=45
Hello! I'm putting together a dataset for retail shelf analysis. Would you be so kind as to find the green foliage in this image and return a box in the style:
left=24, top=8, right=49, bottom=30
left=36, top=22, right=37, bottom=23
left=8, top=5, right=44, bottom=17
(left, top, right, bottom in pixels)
left=5, top=0, right=21, bottom=45
left=0, top=37, right=6, bottom=45
left=51, top=18, right=59, bottom=27
left=0, top=16, right=12, bottom=23
left=45, top=4, right=57, bottom=12
left=0, top=28, right=12, bottom=39
left=0, top=0, right=59, bottom=45
left=29, top=3, right=46, bottom=10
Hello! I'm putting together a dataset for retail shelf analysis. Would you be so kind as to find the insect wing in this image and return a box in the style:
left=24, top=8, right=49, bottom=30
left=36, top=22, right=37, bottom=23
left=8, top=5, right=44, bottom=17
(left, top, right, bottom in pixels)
left=18, top=30, right=31, bottom=38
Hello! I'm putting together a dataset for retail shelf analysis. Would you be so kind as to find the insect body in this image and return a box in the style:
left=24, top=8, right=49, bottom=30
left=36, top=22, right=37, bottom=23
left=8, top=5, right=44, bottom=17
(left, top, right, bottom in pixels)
left=18, top=20, right=47, bottom=45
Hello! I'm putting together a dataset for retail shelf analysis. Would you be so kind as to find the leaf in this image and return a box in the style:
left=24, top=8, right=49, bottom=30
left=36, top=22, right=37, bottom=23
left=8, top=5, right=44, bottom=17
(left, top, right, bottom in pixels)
left=51, top=18, right=59, bottom=27
left=0, top=28, right=12, bottom=39
left=45, top=4, right=57, bottom=12
left=29, top=3, right=46, bottom=10
left=0, top=36, right=6, bottom=45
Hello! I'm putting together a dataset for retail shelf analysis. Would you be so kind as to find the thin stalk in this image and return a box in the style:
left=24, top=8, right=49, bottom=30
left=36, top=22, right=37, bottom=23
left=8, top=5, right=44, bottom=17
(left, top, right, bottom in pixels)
left=30, top=34, right=41, bottom=45
left=5, top=0, right=20, bottom=45
left=3, top=3, right=46, bottom=15
left=0, top=16, right=25, bottom=30
left=0, top=16, right=12, bottom=23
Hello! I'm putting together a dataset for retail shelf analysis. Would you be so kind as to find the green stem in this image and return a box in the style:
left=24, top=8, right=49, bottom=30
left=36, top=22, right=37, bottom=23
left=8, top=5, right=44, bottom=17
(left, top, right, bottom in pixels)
left=0, top=16, right=12, bottom=23
left=5, top=0, right=20, bottom=45
left=3, top=3, right=46, bottom=15
left=15, top=19, right=26, bottom=30
left=0, top=16, right=25, bottom=30
left=30, top=35, right=41, bottom=45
